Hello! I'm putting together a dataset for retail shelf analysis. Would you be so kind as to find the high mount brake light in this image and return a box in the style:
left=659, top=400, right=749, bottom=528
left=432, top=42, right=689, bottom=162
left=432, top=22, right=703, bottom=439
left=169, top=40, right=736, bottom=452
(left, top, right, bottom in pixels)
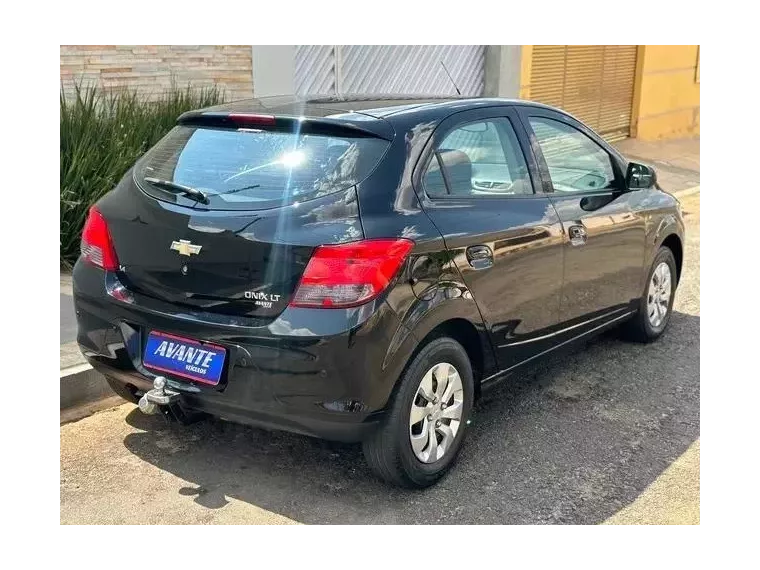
left=226, top=113, right=277, bottom=126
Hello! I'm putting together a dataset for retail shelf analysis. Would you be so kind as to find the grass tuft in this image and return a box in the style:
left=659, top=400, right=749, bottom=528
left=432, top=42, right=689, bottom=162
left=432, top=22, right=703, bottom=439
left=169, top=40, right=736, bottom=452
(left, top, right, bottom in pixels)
left=60, top=83, right=224, bottom=268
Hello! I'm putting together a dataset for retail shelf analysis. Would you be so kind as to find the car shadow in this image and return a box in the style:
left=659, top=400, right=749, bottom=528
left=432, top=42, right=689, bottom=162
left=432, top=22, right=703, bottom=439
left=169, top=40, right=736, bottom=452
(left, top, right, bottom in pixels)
left=123, top=310, right=700, bottom=524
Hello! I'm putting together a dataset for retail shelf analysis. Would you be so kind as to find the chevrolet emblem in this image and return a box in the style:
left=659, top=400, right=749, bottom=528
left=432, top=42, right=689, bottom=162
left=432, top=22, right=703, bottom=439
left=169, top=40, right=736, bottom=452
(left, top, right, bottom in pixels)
left=170, top=239, right=202, bottom=256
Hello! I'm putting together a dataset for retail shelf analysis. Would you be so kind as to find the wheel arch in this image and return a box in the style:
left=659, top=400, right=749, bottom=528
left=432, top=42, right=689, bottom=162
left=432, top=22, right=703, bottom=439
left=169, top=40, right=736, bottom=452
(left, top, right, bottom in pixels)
left=648, top=206, right=685, bottom=290
left=415, top=318, right=486, bottom=386
left=383, top=291, right=498, bottom=409
left=660, top=233, right=683, bottom=283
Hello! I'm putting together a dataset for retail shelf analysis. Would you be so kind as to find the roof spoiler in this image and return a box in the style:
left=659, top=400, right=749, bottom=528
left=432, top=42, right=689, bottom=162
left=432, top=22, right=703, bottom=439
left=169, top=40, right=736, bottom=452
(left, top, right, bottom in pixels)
left=177, top=111, right=394, bottom=140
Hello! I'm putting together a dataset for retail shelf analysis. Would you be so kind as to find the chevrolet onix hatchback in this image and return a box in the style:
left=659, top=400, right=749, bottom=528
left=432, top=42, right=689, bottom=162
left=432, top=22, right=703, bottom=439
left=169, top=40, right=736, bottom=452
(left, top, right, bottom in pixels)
left=73, top=97, right=684, bottom=488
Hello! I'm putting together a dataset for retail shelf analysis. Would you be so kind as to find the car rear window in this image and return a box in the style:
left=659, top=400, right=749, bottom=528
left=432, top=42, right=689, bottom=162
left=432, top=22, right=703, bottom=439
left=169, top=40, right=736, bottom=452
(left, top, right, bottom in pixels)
left=135, top=125, right=389, bottom=210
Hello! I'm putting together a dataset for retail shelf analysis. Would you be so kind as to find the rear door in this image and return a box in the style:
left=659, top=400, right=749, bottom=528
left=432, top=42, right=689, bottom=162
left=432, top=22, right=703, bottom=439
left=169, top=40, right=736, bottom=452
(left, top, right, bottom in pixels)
left=516, top=107, right=646, bottom=331
left=100, top=117, right=390, bottom=320
left=414, top=106, right=565, bottom=371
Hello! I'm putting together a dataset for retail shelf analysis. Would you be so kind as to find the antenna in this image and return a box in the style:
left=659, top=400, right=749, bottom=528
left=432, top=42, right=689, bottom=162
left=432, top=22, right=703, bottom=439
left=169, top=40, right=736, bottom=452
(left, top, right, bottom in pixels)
left=440, top=61, right=461, bottom=96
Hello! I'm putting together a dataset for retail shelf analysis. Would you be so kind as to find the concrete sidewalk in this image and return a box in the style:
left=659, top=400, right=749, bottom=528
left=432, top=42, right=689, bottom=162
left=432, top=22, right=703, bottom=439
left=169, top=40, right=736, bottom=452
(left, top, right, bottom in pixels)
left=61, top=273, right=76, bottom=345
left=614, top=137, right=700, bottom=195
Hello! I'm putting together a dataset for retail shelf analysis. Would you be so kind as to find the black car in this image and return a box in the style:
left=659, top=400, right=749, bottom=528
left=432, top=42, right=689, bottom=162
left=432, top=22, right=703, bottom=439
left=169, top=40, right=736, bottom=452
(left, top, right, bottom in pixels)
left=73, top=96, right=684, bottom=488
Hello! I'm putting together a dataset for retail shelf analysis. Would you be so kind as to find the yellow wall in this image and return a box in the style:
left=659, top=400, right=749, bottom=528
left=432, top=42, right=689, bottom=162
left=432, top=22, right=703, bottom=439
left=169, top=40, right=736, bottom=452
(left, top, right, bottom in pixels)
left=519, top=45, right=700, bottom=141
left=632, top=45, right=700, bottom=140
left=518, top=45, right=533, bottom=99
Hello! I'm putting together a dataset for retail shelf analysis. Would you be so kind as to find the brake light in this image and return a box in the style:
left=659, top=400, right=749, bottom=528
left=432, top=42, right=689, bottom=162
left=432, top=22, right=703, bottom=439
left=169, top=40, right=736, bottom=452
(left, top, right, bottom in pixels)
left=227, top=113, right=276, bottom=126
left=80, top=206, right=119, bottom=271
left=290, top=239, right=415, bottom=308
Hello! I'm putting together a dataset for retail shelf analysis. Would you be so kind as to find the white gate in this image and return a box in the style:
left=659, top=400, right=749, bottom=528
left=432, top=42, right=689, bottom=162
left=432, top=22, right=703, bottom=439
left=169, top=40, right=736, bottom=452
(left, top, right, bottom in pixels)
left=294, top=45, right=337, bottom=95
left=295, top=45, right=485, bottom=97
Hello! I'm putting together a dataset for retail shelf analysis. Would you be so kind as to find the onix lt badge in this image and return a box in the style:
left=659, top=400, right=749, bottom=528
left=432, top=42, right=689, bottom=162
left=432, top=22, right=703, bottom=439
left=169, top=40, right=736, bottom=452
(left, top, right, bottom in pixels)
left=170, top=239, right=202, bottom=257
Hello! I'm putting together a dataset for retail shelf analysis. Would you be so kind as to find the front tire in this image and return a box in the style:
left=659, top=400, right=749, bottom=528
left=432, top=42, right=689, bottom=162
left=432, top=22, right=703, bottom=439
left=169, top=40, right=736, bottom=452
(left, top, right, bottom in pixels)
left=362, top=337, right=474, bottom=488
left=622, top=246, right=677, bottom=343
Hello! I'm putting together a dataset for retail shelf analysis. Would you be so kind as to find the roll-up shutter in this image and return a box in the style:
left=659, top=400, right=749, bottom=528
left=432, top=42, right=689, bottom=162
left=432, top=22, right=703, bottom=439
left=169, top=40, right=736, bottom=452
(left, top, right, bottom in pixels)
left=530, top=45, right=638, bottom=141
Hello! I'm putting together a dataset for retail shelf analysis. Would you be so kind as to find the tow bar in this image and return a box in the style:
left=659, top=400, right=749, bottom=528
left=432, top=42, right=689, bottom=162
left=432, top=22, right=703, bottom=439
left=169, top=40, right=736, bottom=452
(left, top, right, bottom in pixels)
left=137, top=376, right=207, bottom=425
left=138, top=376, right=179, bottom=415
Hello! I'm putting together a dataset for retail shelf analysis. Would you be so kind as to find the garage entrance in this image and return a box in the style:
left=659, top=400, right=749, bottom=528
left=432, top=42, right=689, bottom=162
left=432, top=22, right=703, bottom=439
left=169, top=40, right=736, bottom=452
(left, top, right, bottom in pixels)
left=530, top=45, right=638, bottom=141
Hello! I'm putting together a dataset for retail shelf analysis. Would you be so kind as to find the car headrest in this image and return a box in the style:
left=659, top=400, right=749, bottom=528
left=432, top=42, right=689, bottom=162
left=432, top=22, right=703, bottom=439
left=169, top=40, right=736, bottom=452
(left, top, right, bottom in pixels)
left=437, top=149, right=472, bottom=195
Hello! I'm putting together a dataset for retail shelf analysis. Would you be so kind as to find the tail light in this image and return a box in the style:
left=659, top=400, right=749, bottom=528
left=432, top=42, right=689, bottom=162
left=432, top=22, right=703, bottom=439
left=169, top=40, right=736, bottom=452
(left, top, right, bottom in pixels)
left=81, top=206, right=119, bottom=271
left=290, top=239, right=415, bottom=308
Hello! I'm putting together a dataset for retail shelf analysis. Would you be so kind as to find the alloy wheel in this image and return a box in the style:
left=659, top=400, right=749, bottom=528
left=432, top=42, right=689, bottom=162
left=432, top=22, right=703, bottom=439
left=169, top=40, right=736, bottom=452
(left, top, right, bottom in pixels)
left=409, top=362, right=464, bottom=463
left=647, top=261, right=672, bottom=328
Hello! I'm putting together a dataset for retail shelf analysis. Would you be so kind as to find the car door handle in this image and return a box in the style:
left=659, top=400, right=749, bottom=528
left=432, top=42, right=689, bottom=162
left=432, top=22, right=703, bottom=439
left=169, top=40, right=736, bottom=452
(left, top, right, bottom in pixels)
left=568, top=224, right=587, bottom=246
left=466, top=245, right=493, bottom=269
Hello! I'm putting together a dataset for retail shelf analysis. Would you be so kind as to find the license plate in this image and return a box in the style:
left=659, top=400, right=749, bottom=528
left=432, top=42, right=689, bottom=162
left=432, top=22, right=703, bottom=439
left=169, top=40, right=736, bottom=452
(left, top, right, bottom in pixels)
left=142, top=331, right=226, bottom=386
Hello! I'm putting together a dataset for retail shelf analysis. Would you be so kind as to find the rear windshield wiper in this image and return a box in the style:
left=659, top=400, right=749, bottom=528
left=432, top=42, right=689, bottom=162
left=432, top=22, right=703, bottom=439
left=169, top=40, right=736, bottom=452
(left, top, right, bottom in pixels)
left=143, top=177, right=209, bottom=204
left=214, top=184, right=261, bottom=197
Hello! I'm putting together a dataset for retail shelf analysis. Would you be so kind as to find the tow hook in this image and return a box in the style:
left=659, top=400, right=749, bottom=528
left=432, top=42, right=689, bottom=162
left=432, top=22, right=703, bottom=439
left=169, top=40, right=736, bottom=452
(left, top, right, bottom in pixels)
left=138, top=376, right=180, bottom=415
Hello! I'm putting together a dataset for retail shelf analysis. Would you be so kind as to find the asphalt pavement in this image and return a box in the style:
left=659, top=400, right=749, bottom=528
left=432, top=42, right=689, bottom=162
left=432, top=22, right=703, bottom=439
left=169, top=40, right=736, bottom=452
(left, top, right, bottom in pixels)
left=60, top=193, right=700, bottom=525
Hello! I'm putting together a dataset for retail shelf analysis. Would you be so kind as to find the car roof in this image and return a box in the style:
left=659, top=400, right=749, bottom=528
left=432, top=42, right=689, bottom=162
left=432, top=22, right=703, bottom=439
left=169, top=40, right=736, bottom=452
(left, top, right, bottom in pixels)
left=199, top=95, right=560, bottom=121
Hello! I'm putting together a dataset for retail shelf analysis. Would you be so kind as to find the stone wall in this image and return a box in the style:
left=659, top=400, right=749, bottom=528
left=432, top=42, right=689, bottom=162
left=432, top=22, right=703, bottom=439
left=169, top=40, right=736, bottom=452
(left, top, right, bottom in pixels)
left=60, top=45, right=253, bottom=101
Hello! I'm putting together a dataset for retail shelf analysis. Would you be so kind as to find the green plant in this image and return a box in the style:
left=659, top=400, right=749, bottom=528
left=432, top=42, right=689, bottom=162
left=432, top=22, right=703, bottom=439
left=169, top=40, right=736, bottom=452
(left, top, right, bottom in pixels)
left=60, top=83, right=224, bottom=268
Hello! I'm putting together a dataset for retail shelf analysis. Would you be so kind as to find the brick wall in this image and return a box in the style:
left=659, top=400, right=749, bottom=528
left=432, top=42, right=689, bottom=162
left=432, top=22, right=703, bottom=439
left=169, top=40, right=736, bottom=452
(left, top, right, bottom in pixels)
left=60, top=45, right=253, bottom=101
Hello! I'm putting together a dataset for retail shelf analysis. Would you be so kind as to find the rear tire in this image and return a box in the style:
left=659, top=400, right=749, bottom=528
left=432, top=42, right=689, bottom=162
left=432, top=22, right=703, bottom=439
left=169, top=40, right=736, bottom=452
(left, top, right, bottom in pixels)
left=105, top=376, right=140, bottom=404
left=622, top=246, right=677, bottom=343
left=362, top=337, right=474, bottom=488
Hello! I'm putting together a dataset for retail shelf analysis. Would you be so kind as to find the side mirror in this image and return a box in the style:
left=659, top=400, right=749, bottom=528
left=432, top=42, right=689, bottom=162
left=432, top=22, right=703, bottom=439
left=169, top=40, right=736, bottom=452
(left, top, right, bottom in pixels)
left=626, top=161, right=657, bottom=190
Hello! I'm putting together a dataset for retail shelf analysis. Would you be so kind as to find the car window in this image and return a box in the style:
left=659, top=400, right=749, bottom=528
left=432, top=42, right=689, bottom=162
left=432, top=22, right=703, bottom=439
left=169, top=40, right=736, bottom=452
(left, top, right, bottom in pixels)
left=136, top=126, right=389, bottom=211
left=529, top=117, right=617, bottom=193
left=423, top=118, right=532, bottom=198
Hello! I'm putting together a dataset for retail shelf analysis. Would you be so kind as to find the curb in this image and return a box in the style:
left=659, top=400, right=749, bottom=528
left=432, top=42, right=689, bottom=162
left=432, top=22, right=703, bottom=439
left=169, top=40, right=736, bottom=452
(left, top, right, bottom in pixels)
left=60, top=363, right=113, bottom=410
left=60, top=363, right=122, bottom=424
left=61, top=395, right=125, bottom=425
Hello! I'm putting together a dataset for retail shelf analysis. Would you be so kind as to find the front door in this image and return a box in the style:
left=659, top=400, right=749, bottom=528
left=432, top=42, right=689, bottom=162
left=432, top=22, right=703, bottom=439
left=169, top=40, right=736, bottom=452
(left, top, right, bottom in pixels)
left=414, top=107, right=565, bottom=371
left=517, top=108, right=646, bottom=333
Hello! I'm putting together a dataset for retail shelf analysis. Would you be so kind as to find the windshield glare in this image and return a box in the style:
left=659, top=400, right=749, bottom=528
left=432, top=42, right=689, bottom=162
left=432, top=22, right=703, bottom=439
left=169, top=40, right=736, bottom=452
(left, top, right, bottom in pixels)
left=137, top=126, right=389, bottom=210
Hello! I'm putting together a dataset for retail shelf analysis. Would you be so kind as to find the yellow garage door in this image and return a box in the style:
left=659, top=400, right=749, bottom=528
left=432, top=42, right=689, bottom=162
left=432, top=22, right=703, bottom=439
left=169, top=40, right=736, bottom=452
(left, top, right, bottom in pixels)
left=530, top=45, right=638, bottom=141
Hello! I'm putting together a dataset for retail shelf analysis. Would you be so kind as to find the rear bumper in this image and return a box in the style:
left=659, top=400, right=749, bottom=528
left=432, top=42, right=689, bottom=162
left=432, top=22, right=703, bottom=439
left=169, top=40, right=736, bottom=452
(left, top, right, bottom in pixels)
left=92, top=365, right=382, bottom=441
left=73, top=260, right=415, bottom=442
